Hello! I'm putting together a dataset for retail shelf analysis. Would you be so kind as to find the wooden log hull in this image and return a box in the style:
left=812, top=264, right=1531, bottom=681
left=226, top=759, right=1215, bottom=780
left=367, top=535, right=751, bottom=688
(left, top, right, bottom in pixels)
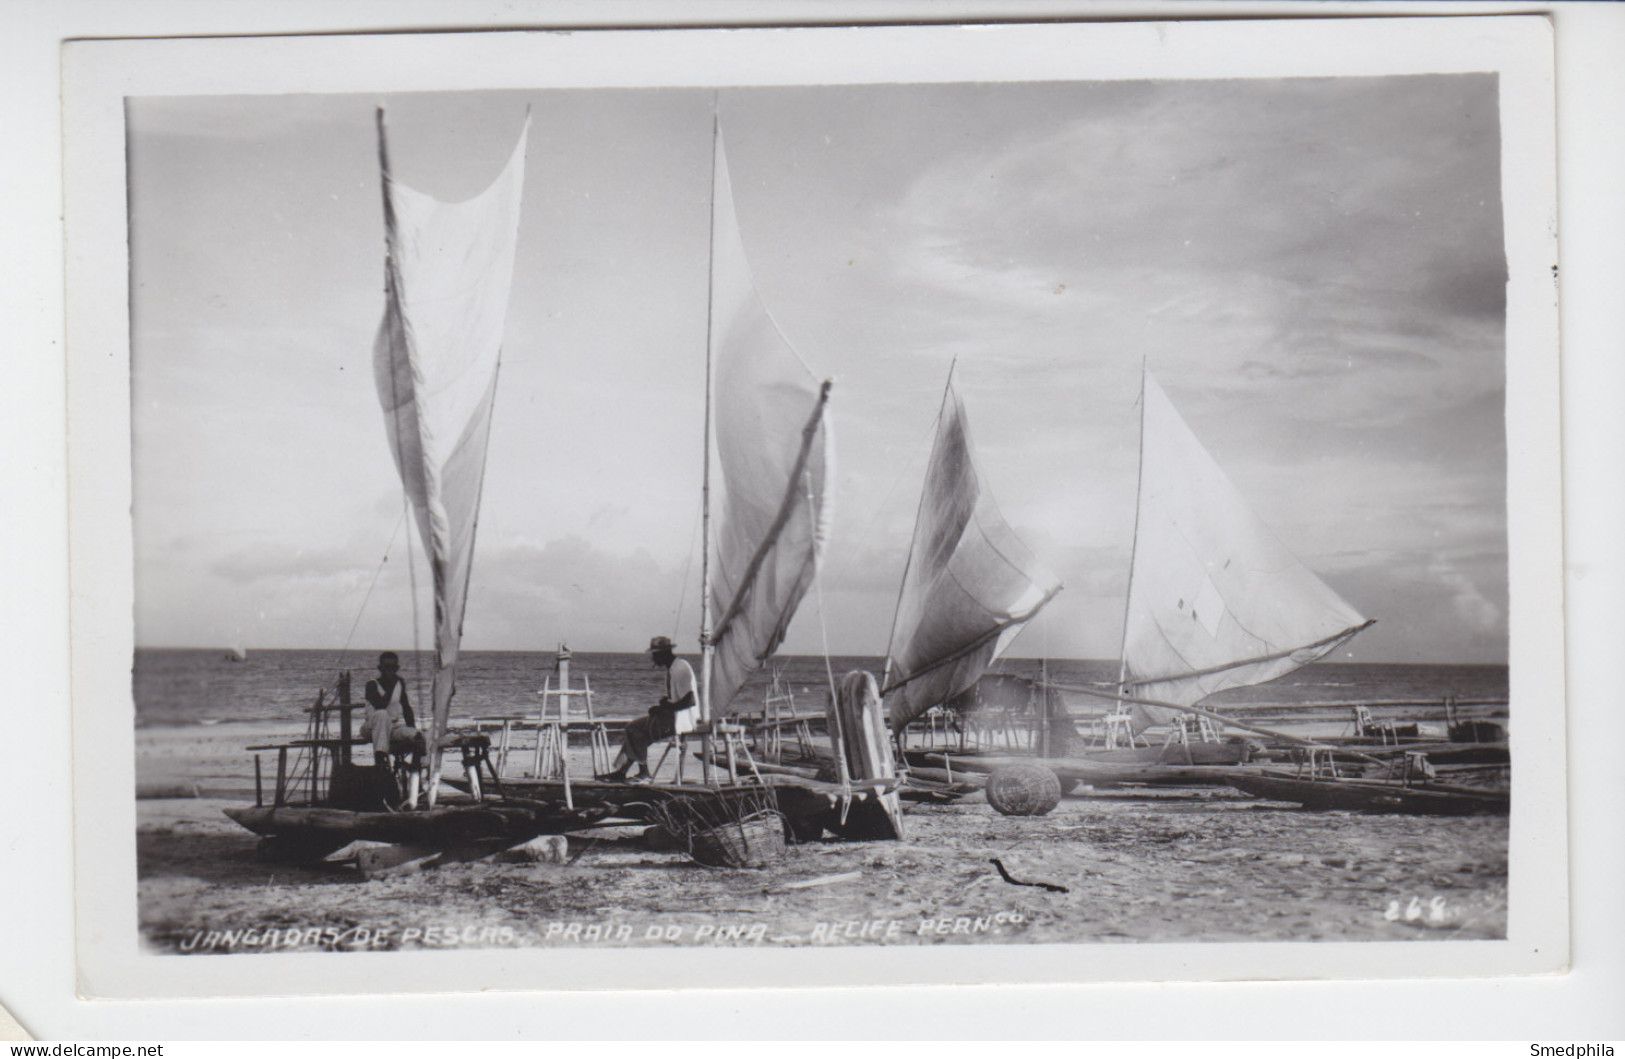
left=462, top=774, right=901, bottom=843
left=1349, top=741, right=1511, bottom=767
left=1056, top=742, right=1252, bottom=766
left=1219, top=770, right=1509, bottom=815
left=223, top=797, right=610, bottom=850
left=444, top=775, right=743, bottom=812
left=912, top=752, right=1239, bottom=788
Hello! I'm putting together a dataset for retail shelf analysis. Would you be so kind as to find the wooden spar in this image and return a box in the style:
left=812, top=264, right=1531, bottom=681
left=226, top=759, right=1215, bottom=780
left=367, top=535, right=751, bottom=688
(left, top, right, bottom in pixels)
left=1039, top=680, right=1389, bottom=767
left=880, top=582, right=1062, bottom=701
left=1123, top=620, right=1377, bottom=691
left=375, top=107, right=397, bottom=246
left=707, top=382, right=834, bottom=646
left=1228, top=697, right=1508, bottom=712
left=881, top=360, right=958, bottom=690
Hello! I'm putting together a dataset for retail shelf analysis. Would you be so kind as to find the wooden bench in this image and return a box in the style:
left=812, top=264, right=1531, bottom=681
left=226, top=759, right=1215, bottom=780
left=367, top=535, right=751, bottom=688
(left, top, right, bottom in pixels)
left=653, top=719, right=762, bottom=786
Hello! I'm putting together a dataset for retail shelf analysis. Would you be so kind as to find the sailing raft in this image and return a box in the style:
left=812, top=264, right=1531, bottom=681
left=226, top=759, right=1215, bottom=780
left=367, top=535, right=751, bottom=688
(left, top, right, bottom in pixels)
left=224, top=108, right=546, bottom=855
left=225, top=106, right=904, bottom=862
left=908, top=370, right=1400, bottom=814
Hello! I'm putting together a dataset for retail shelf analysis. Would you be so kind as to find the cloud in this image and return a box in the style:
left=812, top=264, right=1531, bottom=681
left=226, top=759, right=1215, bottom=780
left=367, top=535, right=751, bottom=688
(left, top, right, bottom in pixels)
left=210, top=544, right=374, bottom=584
left=1318, top=541, right=1507, bottom=663
left=462, top=536, right=687, bottom=650
left=129, top=81, right=1509, bottom=665
left=878, top=75, right=1504, bottom=395
left=1426, top=559, right=1505, bottom=634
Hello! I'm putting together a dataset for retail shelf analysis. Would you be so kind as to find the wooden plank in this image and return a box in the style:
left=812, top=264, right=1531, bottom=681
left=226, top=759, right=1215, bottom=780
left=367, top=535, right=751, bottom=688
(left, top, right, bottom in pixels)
left=775, top=871, right=862, bottom=891
left=246, top=738, right=367, bottom=751
left=500, top=835, right=570, bottom=864
left=357, top=845, right=443, bottom=880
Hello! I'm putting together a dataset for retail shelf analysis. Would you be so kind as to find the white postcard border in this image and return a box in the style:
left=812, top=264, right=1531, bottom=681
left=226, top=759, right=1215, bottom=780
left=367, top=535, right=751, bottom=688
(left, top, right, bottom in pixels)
left=62, top=17, right=1566, bottom=1001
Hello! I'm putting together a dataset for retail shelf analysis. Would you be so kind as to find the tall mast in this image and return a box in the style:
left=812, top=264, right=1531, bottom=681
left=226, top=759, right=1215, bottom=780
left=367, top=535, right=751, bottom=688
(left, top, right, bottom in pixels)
left=375, top=107, right=395, bottom=238
left=376, top=106, right=421, bottom=682
left=1116, top=358, right=1149, bottom=696
left=377, top=104, right=434, bottom=803
left=698, top=100, right=720, bottom=722
left=880, top=358, right=958, bottom=691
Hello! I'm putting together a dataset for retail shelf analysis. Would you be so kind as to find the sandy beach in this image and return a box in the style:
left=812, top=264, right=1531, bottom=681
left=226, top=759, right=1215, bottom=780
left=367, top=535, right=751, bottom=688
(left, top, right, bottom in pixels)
left=136, top=723, right=1509, bottom=953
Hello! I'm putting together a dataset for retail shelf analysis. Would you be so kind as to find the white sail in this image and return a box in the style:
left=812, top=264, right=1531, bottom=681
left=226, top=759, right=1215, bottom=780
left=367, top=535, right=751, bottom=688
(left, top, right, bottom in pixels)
left=372, top=110, right=529, bottom=761
left=1122, top=372, right=1370, bottom=727
left=885, top=378, right=1062, bottom=731
left=705, top=131, right=834, bottom=714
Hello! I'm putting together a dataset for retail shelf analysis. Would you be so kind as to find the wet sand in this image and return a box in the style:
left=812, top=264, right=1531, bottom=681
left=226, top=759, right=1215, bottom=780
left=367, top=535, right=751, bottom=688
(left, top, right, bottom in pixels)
left=136, top=724, right=1509, bottom=953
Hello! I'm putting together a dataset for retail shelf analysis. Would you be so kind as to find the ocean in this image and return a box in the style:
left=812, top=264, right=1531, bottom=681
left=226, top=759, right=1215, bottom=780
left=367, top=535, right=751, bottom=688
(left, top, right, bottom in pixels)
left=132, top=648, right=1509, bottom=729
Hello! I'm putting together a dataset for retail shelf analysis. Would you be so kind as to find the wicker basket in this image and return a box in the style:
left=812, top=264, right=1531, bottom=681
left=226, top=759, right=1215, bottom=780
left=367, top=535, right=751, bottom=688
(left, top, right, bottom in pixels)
left=985, top=763, right=1063, bottom=817
left=647, top=786, right=789, bottom=868
left=688, top=810, right=787, bottom=868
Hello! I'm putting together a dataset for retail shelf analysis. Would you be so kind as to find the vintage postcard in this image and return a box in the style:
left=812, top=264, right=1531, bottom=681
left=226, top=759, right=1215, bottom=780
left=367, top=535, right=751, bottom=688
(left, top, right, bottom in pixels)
left=62, top=17, right=1565, bottom=999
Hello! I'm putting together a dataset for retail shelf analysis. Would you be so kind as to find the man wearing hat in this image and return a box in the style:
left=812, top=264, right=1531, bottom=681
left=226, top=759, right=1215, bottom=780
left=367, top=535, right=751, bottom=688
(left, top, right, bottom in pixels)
left=600, top=635, right=697, bottom=783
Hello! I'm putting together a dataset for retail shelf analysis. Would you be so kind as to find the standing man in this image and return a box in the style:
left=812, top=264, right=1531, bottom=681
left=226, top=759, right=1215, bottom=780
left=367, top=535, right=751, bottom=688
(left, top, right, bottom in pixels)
left=600, top=636, right=697, bottom=783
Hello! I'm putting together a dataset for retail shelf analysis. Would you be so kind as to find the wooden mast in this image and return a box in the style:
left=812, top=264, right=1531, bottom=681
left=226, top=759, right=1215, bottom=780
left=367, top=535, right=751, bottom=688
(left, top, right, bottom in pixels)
left=699, top=101, right=720, bottom=784
left=377, top=105, right=429, bottom=808
left=1116, top=359, right=1149, bottom=703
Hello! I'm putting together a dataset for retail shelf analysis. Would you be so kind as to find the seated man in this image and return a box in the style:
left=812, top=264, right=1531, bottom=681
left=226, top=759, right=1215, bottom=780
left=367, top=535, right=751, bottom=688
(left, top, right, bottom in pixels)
left=362, top=652, right=424, bottom=794
left=600, top=636, right=697, bottom=782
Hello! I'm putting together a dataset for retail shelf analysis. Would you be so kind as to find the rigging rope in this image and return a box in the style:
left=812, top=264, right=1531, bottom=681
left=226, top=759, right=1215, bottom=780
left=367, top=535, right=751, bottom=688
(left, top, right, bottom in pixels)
left=672, top=496, right=702, bottom=641
left=822, top=410, right=937, bottom=591
left=802, top=467, right=850, bottom=797
left=404, top=496, right=425, bottom=703
left=336, top=507, right=409, bottom=664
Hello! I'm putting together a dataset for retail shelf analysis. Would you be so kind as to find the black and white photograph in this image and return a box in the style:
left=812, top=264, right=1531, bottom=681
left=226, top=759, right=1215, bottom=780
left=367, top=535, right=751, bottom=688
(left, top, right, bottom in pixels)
left=58, top=17, right=1569, bottom=1002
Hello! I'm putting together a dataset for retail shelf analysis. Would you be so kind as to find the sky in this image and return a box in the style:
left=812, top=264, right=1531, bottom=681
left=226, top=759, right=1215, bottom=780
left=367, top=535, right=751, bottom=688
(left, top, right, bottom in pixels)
left=127, top=75, right=1508, bottom=663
